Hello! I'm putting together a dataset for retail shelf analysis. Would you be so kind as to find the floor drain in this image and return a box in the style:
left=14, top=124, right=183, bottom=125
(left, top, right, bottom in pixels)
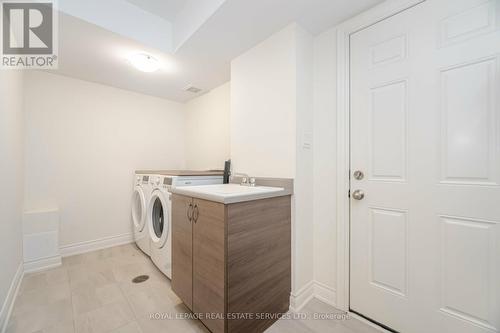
left=132, top=275, right=150, bottom=283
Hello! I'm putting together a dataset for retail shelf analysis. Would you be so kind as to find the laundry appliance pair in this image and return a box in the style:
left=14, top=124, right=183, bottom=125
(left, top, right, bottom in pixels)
left=132, top=170, right=223, bottom=278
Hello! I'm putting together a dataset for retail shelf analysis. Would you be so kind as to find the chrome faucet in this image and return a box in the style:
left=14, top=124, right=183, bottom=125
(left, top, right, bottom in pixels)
left=231, top=173, right=256, bottom=186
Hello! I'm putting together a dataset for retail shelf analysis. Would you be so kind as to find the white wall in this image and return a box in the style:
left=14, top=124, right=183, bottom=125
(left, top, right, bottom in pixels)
left=231, top=21, right=340, bottom=307
left=313, top=27, right=338, bottom=298
left=23, top=71, right=186, bottom=248
left=0, top=71, right=24, bottom=327
left=231, top=24, right=297, bottom=178
left=231, top=23, right=314, bottom=299
left=185, top=82, right=230, bottom=170
left=294, top=25, right=315, bottom=295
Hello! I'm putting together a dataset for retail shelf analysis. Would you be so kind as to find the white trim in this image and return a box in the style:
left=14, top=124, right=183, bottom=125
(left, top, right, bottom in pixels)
left=289, top=280, right=315, bottom=312
left=23, top=255, right=62, bottom=274
left=59, top=233, right=133, bottom=257
left=313, top=281, right=337, bottom=308
left=0, top=263, right=24, bottom=333
left=335, top=0, right=425, bottom=312
left=290, top=281, right=337, bottom=312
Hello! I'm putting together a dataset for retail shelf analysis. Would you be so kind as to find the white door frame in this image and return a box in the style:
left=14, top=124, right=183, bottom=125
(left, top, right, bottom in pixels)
left=335, top=0, right=425, bottom=312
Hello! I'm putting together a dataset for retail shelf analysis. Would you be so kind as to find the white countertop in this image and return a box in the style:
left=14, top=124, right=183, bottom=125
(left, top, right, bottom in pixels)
left=170, top=183, right=289, bottom=204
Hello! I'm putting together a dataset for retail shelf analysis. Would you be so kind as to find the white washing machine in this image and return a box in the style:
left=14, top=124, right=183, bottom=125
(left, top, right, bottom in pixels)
left=147, top=173, right=223, bottom=278
left=131, top=173, right=153, bottom=256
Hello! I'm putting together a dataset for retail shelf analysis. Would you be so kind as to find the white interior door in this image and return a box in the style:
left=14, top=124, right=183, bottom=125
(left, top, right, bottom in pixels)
left=350, top=1, right=500, bottom=332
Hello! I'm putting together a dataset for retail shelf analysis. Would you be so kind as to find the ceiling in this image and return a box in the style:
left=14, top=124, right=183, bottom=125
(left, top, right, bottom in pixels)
left=54, top=14, right=197, bottom=102
left=51, top=0, right=383, bottom=102
left=123, top=0, right=187, bottom=21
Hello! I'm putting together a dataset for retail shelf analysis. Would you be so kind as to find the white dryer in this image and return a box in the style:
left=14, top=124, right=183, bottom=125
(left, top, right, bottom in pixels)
left=147, top=173, right=223, bottom=278
left=131, top=173, right=153, bottom=256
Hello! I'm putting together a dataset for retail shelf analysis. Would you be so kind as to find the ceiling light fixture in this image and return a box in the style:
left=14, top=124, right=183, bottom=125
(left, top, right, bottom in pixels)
left=128, top=53, right=161, bottom=73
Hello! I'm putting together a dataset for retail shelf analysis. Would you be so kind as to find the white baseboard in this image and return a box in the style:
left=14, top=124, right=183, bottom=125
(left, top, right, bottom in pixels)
left=290, top=280, right=337, bottom=312
left=290, top=280, right=315, bottom=312
left=24, top=255, right=62, bottom=274
left=313, top=281, right=337, bottom=308
left=59, top=233, right=133, bottom=257
left=0, top=263, right=24, bottom=333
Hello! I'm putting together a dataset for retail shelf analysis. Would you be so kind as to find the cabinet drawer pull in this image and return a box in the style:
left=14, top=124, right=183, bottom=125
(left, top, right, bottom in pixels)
left=187, top=203, right=193, bottom=221
left=193, top=204, right=199, bottom=223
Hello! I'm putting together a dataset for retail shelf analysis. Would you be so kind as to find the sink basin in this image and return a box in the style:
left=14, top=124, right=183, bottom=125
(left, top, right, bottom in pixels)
left=170, top=183, right=286, bottom=204
left=195, top=184, right=282, bottom=194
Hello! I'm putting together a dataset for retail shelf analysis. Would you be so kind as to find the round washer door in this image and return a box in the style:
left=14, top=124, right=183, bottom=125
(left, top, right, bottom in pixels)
left=131, top=186, right=146, bottom=232
left=148, top=189, right=169, bottom=249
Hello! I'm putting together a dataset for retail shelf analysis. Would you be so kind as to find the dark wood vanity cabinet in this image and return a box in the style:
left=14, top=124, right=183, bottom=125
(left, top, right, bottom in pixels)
left=171, top=194, right=292, bottom=333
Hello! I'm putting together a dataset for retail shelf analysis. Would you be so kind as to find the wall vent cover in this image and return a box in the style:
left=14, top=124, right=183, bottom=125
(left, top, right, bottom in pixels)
left=184, top=85, right=202, bottom=93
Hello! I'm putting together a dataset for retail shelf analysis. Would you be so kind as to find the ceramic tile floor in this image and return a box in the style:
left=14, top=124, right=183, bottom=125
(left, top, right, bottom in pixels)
left=6, top=244, right=381, bottom=333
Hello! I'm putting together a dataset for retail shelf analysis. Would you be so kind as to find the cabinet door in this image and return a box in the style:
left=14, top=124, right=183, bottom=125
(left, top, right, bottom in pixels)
left=171, top=194, right=193, bottom=310
left=192, top=198, right=226, bottom=333
left=227, top=196, right=291, bottom=333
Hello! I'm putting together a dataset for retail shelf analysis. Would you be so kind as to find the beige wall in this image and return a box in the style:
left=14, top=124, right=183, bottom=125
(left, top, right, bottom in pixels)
left=294, top=24, right=315, bottom=295
left=230, top=24, right=297, bottom=178
left=185, top=82, right=230, bottom=170
left=23, top=71, right=186, bottom=247
left=230, top=23, right=314, bottom=298
left=0, top=70, right=24, bottom=327
left=231, top=21, right=340, bottom=307
left=312, top=27, right=338, bottom=300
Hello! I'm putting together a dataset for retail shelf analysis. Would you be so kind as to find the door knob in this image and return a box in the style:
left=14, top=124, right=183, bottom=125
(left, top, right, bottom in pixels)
left=352, top=190, right=365, bottom=200
left=353, top=170, right=364, bottom=180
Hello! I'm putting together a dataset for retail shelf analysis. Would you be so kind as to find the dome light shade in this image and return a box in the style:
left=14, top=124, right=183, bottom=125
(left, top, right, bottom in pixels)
left=128, top=53, right=160, bottom=72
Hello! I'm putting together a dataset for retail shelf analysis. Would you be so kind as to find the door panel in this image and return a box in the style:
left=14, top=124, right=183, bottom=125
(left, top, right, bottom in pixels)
left=440, top=216, right=497, bottom=330
left=171, top=194, right=193, bottom=310
left=440, top=57, right=497, bottom=184
left=192, top=198, right=226, bottom=333
left=369, top=207, right=408, bottom=297
left=369, top=79, right=408, bottom=181
left=350, top=1, right=500, bottom=332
